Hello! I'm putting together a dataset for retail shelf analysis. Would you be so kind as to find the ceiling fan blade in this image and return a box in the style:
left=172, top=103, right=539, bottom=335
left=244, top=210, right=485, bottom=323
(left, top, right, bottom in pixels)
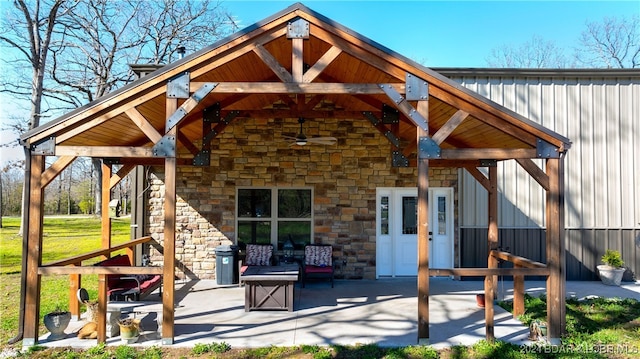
left=307, top=137, right=337, bottom=145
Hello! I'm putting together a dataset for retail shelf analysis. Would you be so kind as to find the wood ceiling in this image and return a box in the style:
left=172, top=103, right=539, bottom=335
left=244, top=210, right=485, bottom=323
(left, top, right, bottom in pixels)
left=21, top=3, right=571, bottom=166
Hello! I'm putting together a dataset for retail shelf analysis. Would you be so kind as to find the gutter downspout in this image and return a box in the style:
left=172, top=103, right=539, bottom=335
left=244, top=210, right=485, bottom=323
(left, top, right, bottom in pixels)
left=7, top=146, right=30, bottom=344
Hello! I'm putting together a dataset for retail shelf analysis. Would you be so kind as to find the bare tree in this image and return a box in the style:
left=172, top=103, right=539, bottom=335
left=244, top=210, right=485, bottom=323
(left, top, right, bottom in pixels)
left=48, top=0, right=237, bottom=214
left=575, top=15, right=640, bottom=68
left=486, top=35, right=570, bottom=68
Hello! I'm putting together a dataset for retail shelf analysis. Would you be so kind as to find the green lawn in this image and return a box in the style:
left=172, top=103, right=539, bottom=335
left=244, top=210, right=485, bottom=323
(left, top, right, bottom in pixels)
left=0, top=216, right=131, bottom=345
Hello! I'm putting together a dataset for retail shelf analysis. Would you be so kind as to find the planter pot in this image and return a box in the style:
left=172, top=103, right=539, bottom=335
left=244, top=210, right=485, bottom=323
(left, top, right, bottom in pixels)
left=476, top=294, right=485, bottom=308
left=118, top=319, right=140, bottom=344
left=597, top=265, right=625, bottom=286
left=43, top=312, right=71, bottom=340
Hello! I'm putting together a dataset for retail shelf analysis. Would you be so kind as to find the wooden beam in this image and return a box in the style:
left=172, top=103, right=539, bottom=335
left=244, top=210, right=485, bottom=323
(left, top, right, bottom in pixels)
left=379, top=84, right=429, bottom=130
left=110, top=164, right=135, bottom=189
left=162, top=99, right=178, bottom=344
left=52, top=87, right=165, bottom=144
left=416, top=100, right=430, bottom=343
left=40, top=156, right=76, bottom=189
left=55, top=146, right=154, bottom=158
left=191, top=82, right=406, bottom=95
left=177, top=131, right=201, bottom=156
left=125, top=108, right=163, bottom=144
left=303, top=46, right=342, bottom=83
left=43, top=237, right=153, bottom=267
left=463, top=166, right=491, bottom=191
left=22, top=154, right=44, bottom=345
left=166, top=83, right=216, bottom=132
left=513, top=264, right=525, bottom=318
left=253, top=44, right=293, bottom=83
left=38, top=266, right=163, bottom=275
left=490, top=250, right=546, bottom=268
left=428, top=268, right=550, bottom=276
left=431, top=110, right=468, bottom=145
left=292, top=38, right=304, bottom=83
left=546, top=157, right=566, bottom=342
left=516, top=158, right=550, bottom=191
left=441, top=148, right=538, bottom=160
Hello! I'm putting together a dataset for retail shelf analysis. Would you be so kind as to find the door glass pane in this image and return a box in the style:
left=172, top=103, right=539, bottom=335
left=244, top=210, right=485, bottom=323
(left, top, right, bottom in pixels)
left=278, top=189, right=311, bottom=218
left=437, top=196, right=446, bottom=235
left=237, top=221, right=271, bottom=248
left=380, top=196, right=389, bottom=235
left=277, top=221, right=311, bottom=250
left=402, top=196, right=417, bottom=234
left=238, top=189, right=271, bottom=218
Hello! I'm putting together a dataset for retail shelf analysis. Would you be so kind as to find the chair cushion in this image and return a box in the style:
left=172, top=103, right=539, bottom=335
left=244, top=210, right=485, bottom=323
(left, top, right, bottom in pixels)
left=305, top=245, right=332, bottom=266
left=245, top=244, right=273, bottom=266
left=305, top=266, right=333, bottom=274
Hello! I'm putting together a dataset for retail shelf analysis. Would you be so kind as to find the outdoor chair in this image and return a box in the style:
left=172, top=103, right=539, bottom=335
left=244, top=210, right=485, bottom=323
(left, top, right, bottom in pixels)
left=302, top=244, right=334, bottom=288
left=240, top=244, right=274, bottom=274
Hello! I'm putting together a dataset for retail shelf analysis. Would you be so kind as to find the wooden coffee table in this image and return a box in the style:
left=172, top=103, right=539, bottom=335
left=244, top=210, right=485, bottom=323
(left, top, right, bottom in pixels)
left=241, top=264, right=299, bottom=312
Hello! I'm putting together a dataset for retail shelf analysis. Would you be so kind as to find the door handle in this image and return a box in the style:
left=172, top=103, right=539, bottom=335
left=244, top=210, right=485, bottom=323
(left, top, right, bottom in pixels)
left=428, top=231, right=433, bottom=240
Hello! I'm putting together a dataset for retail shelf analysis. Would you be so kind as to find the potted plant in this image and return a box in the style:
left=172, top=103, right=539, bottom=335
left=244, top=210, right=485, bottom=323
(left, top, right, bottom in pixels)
left=597, top=249, right=625, bottom=286
left=118, top=318, right=141, bottom=344
left=43, top=306, right=71, bottom=340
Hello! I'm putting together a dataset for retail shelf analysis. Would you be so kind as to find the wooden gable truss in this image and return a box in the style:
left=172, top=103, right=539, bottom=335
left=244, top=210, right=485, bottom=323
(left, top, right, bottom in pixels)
left=19, top=3, right=570, bottom=346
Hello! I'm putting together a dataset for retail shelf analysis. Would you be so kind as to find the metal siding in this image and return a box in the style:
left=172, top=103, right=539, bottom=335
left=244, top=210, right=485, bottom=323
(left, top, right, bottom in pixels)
left=452, top=75, right=639, bottom=231
left=451, top=73, right=640, bottom=280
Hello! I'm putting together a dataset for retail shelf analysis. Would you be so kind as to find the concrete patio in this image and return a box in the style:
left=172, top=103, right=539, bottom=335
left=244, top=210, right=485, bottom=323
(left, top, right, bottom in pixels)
left=40, top=278, right=640, bottom=349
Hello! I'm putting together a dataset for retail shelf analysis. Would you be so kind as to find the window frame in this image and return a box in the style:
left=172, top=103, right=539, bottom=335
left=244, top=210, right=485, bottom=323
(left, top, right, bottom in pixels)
left=235, top=186, right=314, bottom=250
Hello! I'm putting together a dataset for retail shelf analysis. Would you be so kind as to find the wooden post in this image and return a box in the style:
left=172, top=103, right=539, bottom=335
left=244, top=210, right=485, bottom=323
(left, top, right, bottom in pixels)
left=546, top=157, right=566, bottom=343
left=22, top=154, right=45, bottom=346
left=416, top=99, right=430, bottom=344
left=485, top=165, right=498, bottom=341
left=513, top=264, right=525, bottom=318
left=69, top=265, right=81, bottom=319
left=162, top=98, right=178, bottom=345
left=95, top=162, right=112, bottom=343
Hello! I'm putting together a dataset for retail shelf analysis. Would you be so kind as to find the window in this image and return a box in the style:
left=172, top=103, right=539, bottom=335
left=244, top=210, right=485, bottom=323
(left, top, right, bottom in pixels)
left=236, top=188, right=313, bottom=251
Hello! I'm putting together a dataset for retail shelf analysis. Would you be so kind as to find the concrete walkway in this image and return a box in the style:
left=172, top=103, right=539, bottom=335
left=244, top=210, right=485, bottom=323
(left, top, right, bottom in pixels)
left=40, top=278, right=640, bottom=349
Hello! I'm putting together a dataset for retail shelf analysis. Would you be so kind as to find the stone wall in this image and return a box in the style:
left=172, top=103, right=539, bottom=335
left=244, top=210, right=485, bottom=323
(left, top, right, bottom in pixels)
left=147, top=117, right=458, bottom=280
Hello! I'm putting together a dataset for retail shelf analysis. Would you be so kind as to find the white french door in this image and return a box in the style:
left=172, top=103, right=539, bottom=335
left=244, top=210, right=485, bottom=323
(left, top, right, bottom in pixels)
left=376, top=187, right=454, bottom=277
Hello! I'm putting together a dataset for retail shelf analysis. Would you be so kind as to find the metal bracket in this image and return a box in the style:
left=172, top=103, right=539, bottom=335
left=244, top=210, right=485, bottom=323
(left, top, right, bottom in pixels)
left=406, top=73, right=429, bottom=101
left=166, top=83, right=217, bottom=130
left=379, top=84, right=405, bottom=105
left=287, top=18, right=310, bottom=39
left=192, top=150, right=210, bottom=166
left=363, top=111, right=380, bottom=126
left=363, top=111, right=400, bottom=147
left=536, top=139, right=560, bottom=158
left=203, top=103, right=221, bottom=123
left=167, top=72, right=190, bottom=99
left=479, top=159, right=497, bottom=167
left=382, top=104, right=399, bottom=124
left=392, top=151, right=409, bottom=167
left=152, top=135, right=176, bottom=157
left=418, top=136, right=441, bottom=159
left=31, top=137, right=55, bottom=155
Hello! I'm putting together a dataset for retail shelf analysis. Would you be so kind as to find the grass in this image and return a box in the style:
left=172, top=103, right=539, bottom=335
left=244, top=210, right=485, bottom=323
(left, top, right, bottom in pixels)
left=2, top=216, right=640, bottom=358
left=0, top=216, right=132, bottom=345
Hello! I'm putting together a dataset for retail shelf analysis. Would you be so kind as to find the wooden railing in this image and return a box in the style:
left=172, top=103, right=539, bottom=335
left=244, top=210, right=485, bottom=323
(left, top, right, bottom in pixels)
left=38, top=236, right=159, bottom=319
left=429, top=250, right=547, bottom=320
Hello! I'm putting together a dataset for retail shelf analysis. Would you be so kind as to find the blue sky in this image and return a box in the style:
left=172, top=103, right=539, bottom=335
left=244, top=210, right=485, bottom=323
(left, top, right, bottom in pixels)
left=224, top=1, right=639, bottom=66
left=1, top=0, right=638, bottom=164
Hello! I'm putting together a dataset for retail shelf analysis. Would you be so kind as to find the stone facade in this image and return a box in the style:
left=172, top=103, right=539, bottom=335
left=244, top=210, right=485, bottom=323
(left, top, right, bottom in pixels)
left=146, top=117, right=458, bottom=280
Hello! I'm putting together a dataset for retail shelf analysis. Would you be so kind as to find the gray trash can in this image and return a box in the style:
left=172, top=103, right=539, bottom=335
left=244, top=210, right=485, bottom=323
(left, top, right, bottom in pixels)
left=215, top=245, right=239, bottom=285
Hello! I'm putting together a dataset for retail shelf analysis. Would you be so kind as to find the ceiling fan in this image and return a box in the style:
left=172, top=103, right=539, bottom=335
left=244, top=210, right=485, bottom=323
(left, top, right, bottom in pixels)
left=284, top=118, right=337, bottom=146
